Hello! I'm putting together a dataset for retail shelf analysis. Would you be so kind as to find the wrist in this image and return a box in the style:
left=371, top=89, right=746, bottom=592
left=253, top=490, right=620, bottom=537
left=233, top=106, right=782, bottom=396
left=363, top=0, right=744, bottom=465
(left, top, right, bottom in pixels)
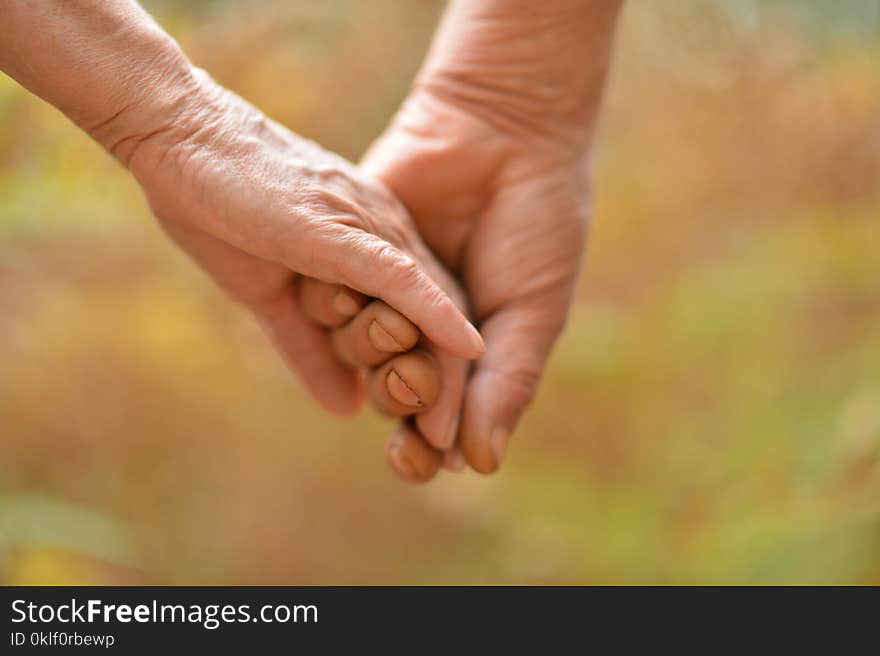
left=413, top=71, right=593, bottom=149
left=416, top=0, right=622, bottom=145
left=0, top=1, right=199, bottom=167
left=88, top=46, right=201, bottom=167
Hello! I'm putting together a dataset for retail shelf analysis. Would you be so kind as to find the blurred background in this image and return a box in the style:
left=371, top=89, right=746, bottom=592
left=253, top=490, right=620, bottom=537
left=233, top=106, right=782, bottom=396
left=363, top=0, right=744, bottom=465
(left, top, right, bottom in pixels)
left=1, top=0, right=879, bottom=584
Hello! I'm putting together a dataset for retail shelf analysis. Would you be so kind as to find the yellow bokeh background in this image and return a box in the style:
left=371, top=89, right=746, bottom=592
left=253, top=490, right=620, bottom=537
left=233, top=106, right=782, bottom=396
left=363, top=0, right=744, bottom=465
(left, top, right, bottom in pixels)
left=1, top=0, right=879, bottom=584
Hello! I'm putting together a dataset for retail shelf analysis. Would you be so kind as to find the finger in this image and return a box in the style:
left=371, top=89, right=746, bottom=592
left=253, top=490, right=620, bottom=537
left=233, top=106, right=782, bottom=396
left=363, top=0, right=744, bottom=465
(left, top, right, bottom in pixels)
left=298, top=277, right=368, bottom=327
left=258, top=285, right=365, bottom=416
left=385, top=422, right=443, bottom=483
left=156, top=221, right=364, bottom=414
left=460, top=299, right=568, bottom=474
left=442, top=445, right=466, bottom=472
left=331, top=300, right=420, bottom=368
left=367, top=350, right=440, bottom=417
left=413, top=341, right=469, bottom=451
left=332, top=235, right=485, bottom=360
left=370, top=236, right=470, bottom=449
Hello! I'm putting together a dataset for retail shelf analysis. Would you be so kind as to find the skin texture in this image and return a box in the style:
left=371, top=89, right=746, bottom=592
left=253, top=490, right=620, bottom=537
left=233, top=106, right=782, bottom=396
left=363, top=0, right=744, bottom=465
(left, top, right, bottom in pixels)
left=2, top=0, right=622, bottom=484
left=0, top=0, right=484, bottom=418
left=362, top=94, right=590, bottom=475
left=132, top=73, right=481, bottom=414
left=298, top=277, right=447, bottom=481
left=299, top=277, right=442, bottom=417
left=298, top=0, right=623, bottom=482
left=387, top=423, right=444, bottom=484
left=362, top=0, right=624, bottom=477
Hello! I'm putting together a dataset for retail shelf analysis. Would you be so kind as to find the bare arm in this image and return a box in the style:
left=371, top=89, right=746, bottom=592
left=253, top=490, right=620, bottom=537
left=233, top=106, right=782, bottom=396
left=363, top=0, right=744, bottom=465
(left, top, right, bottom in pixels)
left=417, top=0, right=622, bottom=147
left=0, top=1, right=484, bottom=407
left=0, top=1, right=194, bottom=163
left=363, top=0, right=623, bottom=475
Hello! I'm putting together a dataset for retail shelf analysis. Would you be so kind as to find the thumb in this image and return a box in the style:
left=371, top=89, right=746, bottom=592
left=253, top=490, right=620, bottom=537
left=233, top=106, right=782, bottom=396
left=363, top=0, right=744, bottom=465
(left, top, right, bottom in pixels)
left=460, top=296, right=570, bottom=474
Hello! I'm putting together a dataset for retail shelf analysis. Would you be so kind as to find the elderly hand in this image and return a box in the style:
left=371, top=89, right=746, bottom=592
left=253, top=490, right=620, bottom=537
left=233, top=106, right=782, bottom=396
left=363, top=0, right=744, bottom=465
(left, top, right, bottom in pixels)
left=359, top=0, right=623, bottom=478
left=123, top=69, right=483, bottom=413
left=362, top=90, right=591, bottom=475
left=0, top=0, right=484, bottom=415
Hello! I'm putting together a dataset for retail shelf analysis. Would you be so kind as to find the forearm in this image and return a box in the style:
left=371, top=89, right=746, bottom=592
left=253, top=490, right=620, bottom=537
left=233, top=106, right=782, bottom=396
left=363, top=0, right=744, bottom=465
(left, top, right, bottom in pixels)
left=417, top=0, right=623, bottom=142
left=0, top=0, right=197, bottom=163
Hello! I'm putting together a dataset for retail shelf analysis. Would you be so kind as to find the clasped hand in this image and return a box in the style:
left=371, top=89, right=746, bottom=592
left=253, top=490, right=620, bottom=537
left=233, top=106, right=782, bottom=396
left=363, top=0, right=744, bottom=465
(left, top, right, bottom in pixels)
left=1, top=0, right=619, bottom=481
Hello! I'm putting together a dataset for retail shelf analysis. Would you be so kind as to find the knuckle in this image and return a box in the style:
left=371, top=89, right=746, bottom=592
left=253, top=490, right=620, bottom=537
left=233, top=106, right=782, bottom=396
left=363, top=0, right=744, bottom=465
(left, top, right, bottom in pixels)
left=381, top=246, right=421, bottom=284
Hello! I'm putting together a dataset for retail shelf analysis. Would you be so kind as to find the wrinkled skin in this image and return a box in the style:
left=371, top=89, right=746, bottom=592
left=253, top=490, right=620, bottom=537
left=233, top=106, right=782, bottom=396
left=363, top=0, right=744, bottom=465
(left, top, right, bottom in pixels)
left=363, top=88, right=592, bottom=475
left=3, top=0, right=617, bottom=483
left=122, top=70, right=482, bottom=414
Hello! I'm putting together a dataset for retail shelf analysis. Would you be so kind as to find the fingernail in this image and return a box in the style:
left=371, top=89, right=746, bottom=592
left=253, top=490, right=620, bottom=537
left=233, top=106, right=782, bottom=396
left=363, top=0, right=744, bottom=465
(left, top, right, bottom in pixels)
left=333, top=292, right=360, bottom=317
left=368, top=320, right=405, bottom=353
left=390, top=446, right=416, bottom=480
left=467, top=323, right=486, bottom=357
left=386, top=369, right=423, bottom=407
left=490, top=427, right=509, bottom=469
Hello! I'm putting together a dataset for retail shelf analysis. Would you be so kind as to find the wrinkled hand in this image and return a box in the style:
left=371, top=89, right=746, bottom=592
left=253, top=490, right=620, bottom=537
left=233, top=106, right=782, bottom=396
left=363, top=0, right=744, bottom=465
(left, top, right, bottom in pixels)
left=118, top=69, right=484, bottom=413
left=363, top=88, right=592, bottom=474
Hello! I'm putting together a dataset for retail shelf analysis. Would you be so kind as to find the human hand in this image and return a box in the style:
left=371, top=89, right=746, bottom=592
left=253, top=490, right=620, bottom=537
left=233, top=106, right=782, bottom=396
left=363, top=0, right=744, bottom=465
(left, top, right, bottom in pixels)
left=362, top=90, right=590, bottom=476
left=0, top=0, right=485, bottom=416
left=124, top=70, right=485, bottom=413
left=357, top=0, right=622, bottom=478
left=295, top=275, right=455, bottom=483
left=293, top=111, right=588, bottom=479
